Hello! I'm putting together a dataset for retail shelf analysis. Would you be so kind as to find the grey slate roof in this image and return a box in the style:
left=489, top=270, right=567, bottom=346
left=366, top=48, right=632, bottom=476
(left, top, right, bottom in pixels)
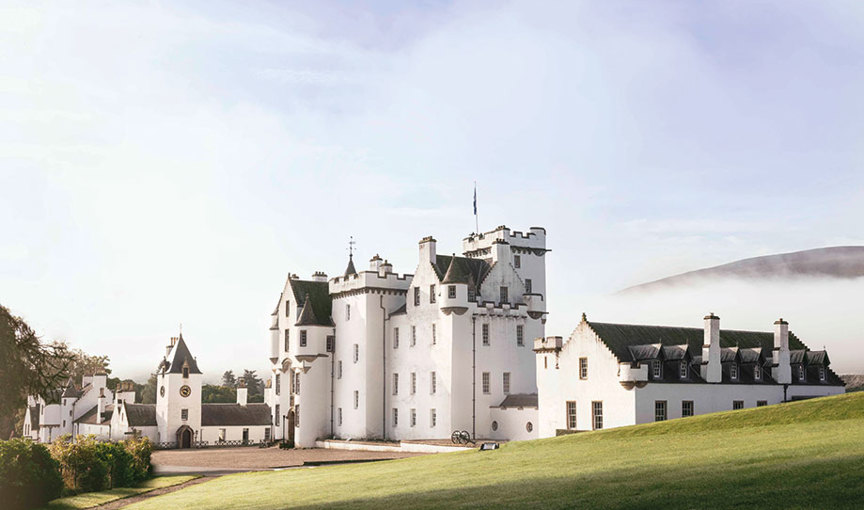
left=201, top=403, right=272, bottom=426
left=344, top=255, right=357, bottom=277
left=289, top=279, right=333, bottom=327
left=76, top=404, right=114, bottom=425
left=166, top=335, right=202, bottom=374
left=62, top=378, right=82, bottom=398
left=496, top=393, right=538, bottom=409
left=295, top=294, right=320, bottom=326
left=434, top=255, right=490, bottom=288
left=124, top=403, right=157, bottom=426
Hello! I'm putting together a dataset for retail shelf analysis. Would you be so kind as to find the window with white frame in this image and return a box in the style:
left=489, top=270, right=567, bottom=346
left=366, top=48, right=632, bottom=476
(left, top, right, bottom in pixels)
left=525, top=279, right=532, bottom=294
left=219, top=428, right=226, bottom=441
left=394, top=328, right=399, bottom=348
left=682, top=400, right=694, bottom=417
left=482, top=324, right=489, bottom=346
left=413, top=287, right=420, bottom=306
left=757, top=400, right=768, bottom=407
left=592, top=401, right=603, bottom=430
left=499, top=286, right=508, bottom=303
left=430, top=408, right=437, bottom=428
left=284, top=330, right=290, bottom=351
left=430, top=371, right=437, bottom=394
left=503, top=372, right=511, bottom=394
left=275, top=374, right=281, bottom=395
left=353, top=390, right=359, bottom=409
left=730, top=362, right=738, bottom=380
left=393, top=373, right=399, bottom=395
left=482, top=372, right=490, bottom=394
left=326, top=335, right=334, bottom=352
left=733, top=400, right=744, bottom=410
left=392, top=408, right=398, bottom=427
left=514, top=255, right=521, bottom=268
left=652, top=360, right=662, bottom=379
left=411, top=326, right=416, bottom=347
left=338, top=407, right=343, bottom=425
left=353, top=344, right=359, bottom=363
left=516, top=325, right=524, bottom=346
left=294, top=372, right=300, bottom=395
left=798, top=365, right=805, bottom=381
left=468, top=286, right=476, bottom=302
left=579, top=357, right=588, bottom=379
left=410, top=408, right=416, bottom=427
left=680, top=361, right=688, bottom=379
left=448, top=285, right=456, bottom=299
left=338, top=360, right=342, bottom=379
left=566, top=401, right=576, bottom=430
left=432, top=324, right=436, bottom=345
left=300, top=330, right=307, bottom=347
left=346, top=304, right=350, bottom=321
left=430, top=284, right=436, bottom=303
left=655, top=400, right=667, bottom=422
left=819, top=367, right=826, bottom=382
left=181, top=409, right=188, bottom=421
left=411, top=372, right=417, bottom=394
left=285, top=300, right=290, bottom=317
left=754, top=364, right=761, bottom=381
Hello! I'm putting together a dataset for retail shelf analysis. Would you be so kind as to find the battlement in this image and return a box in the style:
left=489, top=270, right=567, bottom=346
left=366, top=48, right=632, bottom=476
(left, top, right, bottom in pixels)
left=329, top=270, right=412, bottom=297
left=463, top=225, right=546, bottom=255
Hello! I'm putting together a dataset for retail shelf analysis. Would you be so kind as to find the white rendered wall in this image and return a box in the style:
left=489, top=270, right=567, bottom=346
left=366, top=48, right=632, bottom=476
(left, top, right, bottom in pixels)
left=199, top=425, right=270, bottom=443
left=156, top=369, right=202, bottom=445
left=488, top=406, right=538, bottom=441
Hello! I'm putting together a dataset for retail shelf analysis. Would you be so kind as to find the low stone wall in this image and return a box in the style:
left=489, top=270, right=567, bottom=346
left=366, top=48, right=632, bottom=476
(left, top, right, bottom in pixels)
left=315, top=439, right=470, bottom=453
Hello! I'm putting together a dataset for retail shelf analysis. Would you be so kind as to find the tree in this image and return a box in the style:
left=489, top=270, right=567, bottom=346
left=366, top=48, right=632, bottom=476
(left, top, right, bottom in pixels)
left=221, top=370, right=236, bottom=387
left=201, top=384, right=236, bottom=403
left=139, top=374, right=157, bottom=404
left=0, top=304, right=74, bottom=438
left=59, top=344, right=111, bottom=381
left=241, top=369, right=264, bottom=403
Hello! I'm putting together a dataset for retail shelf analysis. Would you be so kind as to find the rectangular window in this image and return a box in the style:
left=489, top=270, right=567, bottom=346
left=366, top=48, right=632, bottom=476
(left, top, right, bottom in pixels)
left=284, top=330, right=290, bottom=351
left=468, top=286, right=476, bottom=302
left=411, top=326, right=416, bottom=347
left=482, top=372, right=490, bottom=394
left=525, top=279, right=532, bottom=293
left=294, top=372, right=300, bottom=395
left=393, top=373, right=399, bottom=395
left=183, top=366, right=189, bottom=378
left=275, top=374, right=281, bottom=396
left=503, top=372, right=511, bottom=394
left=499, top=286, right=508, bottom=303
left=338, top=360, right=343, bottom=379
left=448, top=285, right=456, bottom=299
left=682, top=400, right=694, bottom=417
left=482, top=324, right=490, bottom=346
left=754, top=364, right=761, bottom=380
left=680, top=361, right=688, bottom=379
left=733, top=400, right=744, bottom=410
left=411, top=372, right=417, bottom=395
left=264, top=428, right=271, bottom=441
left=516, top=325, right=524, bottom=346
left=798, top=365, right=805, bottom=381
left=652, top=360, right=662, bottom=379
left=592, top=401, right=603, bottom=430
left=346, top=304, right=350, bottom=320
left=566, top=401, right=577, bottom=430
left=579, top=358, right=588, bottom=379
left=243, top=428, right=249, bottom=441
left=730, top=363, right=738, bottom=380
left=410, top=408, right=417, bottom=427
left=338, top=407, right=343, bottom=426
left=757, top=400, right=768, bottom=407
left=392, top=408, right=398, bottom=427
left=430, top=371, right=437, bottom=394
left=432, top=324, right=436, bottom=345
left=300, top=330, right=307, bottom=347
left=181, top=409, right=188, bottom=421
left=294, top=407, right=299, bottom=428
left=514, top=255, right=521, bottom=268
left=354, top=390, right=359, bottom=409
left=326, top=335, right=334, bottom=353
left=819, top=367, right=826, bottom=382
left=430, top=284, right=436, bottom=303
left=394, top=328, right=399, bottom=349
left=353, top=344, right=359, bottom=363
left=430, top=408, right=437, bottom=428
left=414, top=287, right=420, bottom=306
left=285, top=300, right=290, bottom=317
left=275, top=405, right=280, bottom=426
left=655, top=401, right=667, bottom=422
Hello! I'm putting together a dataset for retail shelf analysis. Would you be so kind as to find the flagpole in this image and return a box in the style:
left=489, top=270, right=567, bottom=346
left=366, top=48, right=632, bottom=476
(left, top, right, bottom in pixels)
left=474, top=181, right=479, bottom=234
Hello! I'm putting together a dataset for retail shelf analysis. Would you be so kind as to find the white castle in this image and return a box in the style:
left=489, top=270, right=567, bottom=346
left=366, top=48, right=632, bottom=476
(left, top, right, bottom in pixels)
left=265, top=225, right=548, bottom=446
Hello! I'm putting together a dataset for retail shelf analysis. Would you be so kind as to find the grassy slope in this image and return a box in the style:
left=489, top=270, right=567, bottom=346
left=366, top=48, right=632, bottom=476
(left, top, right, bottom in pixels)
left=41, top=476, right=198, bottom=510
left=129, top=393, right=864, bottom=510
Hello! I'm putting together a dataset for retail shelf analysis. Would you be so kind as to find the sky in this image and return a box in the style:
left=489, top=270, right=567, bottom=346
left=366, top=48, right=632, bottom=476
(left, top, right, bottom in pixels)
left=1, top=1, right=863, bottom=380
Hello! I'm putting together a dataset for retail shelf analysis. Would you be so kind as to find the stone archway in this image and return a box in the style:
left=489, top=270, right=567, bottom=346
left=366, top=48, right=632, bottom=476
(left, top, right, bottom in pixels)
left=176, top=425, right=194, bottom=449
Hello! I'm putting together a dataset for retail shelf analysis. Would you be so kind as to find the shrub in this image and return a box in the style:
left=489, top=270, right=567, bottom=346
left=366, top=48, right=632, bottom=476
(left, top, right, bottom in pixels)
left=95, top=442, right=135, bottom=488
left=123, top=435, right=153, bottom=483
left=49, top=435, right=109, bottom=493
left=0, top=438, right=64, bottom=510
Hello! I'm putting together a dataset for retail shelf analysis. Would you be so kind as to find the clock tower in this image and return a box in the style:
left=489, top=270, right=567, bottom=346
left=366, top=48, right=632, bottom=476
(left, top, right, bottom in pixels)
left=155, top=334, right=203, bottom=447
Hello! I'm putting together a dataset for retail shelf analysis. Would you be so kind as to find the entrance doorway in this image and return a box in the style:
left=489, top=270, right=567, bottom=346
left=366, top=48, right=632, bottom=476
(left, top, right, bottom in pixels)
left=176, top=426, right=193, bottom=448
left=287, top=410, right=295, bottom=445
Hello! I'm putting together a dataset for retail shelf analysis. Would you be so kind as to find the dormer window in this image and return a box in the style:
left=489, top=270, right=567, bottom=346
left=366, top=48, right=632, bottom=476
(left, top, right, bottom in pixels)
left=754, top=364, right=762, bottom=381
left=730, top=363, right=738, bottom=380
left=499, top=286, right=509, bottom=304
left=819, top=367, right=826, bottom=382
left=798, top=365, right=805, bottom=381
left=182, top=366, right=189, bottom=378
left=679, top=361, right=688, bottom=379
left=467, top=286, right=476, bottom=302
left=652, top=360, right=662, bottom=379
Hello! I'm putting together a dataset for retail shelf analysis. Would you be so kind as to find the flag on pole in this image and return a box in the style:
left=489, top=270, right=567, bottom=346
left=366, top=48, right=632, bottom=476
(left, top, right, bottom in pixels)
left=473, top=185, right=477, bottom=215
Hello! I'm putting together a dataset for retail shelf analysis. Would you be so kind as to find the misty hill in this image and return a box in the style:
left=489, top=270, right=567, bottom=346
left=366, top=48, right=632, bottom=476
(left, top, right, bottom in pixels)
left=621, top=246, right=864, bottom=294
left=843, top=375, right=864, bottom=392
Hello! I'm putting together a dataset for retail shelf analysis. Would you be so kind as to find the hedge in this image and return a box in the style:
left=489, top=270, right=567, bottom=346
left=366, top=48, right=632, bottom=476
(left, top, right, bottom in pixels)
left=0, top=438, right=64, bottom=510
left=50, top=434, right=153, bottom=493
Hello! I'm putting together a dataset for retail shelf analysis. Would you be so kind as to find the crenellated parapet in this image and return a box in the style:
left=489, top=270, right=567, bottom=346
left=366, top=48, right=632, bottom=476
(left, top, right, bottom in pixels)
left=329, top=270, right=412, bottom=298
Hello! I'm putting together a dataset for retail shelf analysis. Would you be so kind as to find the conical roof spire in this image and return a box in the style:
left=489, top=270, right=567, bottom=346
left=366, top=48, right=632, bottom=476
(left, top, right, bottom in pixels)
left=295, top=293, right=319, bottom=326
left=442, top=253, right=470, bottom=284
left=344, top=254, right=357, bottom=277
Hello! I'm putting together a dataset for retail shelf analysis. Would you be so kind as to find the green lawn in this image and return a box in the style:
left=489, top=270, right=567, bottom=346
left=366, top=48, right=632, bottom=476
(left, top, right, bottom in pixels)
left=41, top=475, right=197, bottom=510
left=129, top=393, right=864, bottom=510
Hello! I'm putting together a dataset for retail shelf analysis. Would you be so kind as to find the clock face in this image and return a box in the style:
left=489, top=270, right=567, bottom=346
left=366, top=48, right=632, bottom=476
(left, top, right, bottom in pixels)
left=160, top=386, right=165, bottom=397
left=179, top=385, right=192, bottom=398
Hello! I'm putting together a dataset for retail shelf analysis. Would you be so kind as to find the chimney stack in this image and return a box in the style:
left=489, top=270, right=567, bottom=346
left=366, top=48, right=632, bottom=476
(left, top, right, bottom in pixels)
left=97, top=391, right=106, bottom=419
left=773, top=318, right=791, bottom=384
left=311, top=271, right=328, bottom=282
left=370, top=254, right=382, bottom=272
left=236, top=379, right=248, bottom=406
left=419, top=236, right=437, bottom=264
left=379, top=259, right=393, bottom=277
left=701, top=313, right=722, bottom=383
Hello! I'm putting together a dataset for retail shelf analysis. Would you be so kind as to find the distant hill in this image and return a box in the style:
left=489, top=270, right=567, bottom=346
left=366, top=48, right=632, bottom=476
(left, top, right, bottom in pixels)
left=621, top=246, right=864, bottom=294
left=843, top=375, right=864, bottom=392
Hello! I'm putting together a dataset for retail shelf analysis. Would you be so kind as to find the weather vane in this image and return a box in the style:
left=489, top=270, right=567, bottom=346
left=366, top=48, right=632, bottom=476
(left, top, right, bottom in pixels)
left=348, top=236, right=356, bottom=258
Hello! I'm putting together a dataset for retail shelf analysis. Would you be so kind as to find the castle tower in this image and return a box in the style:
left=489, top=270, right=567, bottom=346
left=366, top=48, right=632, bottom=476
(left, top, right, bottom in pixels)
left=155, top=334, right=203, bottom=447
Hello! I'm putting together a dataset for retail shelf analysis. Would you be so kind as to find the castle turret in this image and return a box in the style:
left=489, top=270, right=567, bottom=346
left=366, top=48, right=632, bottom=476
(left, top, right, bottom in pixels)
left=440, top=254, right=469, bottom=315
